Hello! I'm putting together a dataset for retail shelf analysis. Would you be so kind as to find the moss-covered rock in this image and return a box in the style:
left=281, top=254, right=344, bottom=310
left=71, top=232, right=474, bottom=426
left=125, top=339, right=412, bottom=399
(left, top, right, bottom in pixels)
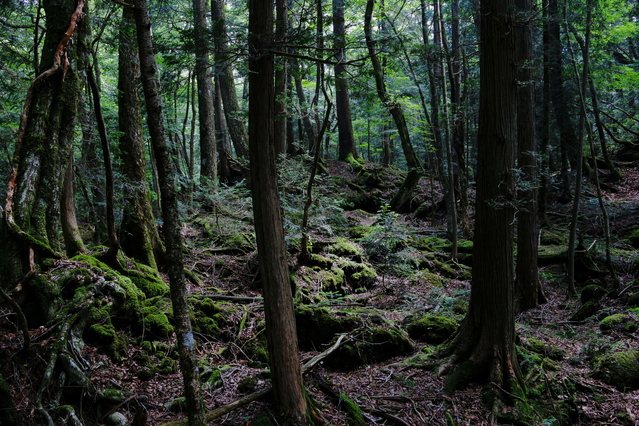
left=337, top=258, right=377, bottom=289
left=83, top=322, right=127, bottom=361
left=317, top=267, right=346, bottom=294
left=125, top=269, right=169, bottom=298
left=406, top=315, right=458, bottom=344
left=599, top=313, right=638, bottom=333
left=295, top=305, right=359, bottom=350
left=237, top=375, right=258, bottom=393
left=140, top=306, right=173, bottom=338
left=329, top=238, right=364, bottom=260
left=323, top=327, right=413, bottom=371
left=569, top=299, right=600, bottom=322
left=592, top=350, right=639, bottom=390
left=581, top=284, right=607, bottom=304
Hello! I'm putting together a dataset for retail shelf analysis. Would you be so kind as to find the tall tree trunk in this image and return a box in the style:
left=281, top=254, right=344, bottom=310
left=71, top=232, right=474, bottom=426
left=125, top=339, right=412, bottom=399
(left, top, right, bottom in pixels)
left=441, top=0, right=523, bottom=399
left=215, top=77, right=233, bottom=183
left=193, top=0, right=217, bottom=185
left=211, top=0, right=249, bottom=158
left=131, top=1, right=206, bottom=424
left=61, top=153, right=86, bottom=256
left=118, top=5, right=164, bottom=270
left=333, top=0, right=358, bottom=162
left=364, top=0, right=422, bottom=211
left=274, top=0, right=288, bottom=155
left=291, top=59, right=318, bottom=149
left=1, top=0, right=87, bottom=283
left=548, top=0, right=578, bottom=201
left=538, top=0, right=551, bottom=225
left=248, top=0, right=308, bottom=422
left=515, top=0, right=545, bottom=312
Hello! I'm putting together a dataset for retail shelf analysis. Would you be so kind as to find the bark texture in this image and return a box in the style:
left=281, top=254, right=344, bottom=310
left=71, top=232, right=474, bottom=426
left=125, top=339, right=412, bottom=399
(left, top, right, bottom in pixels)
left=248, top=0, right=308, bottom=422
left=118, top=5, right=163, bottom=270
left=132, top=1, right=206, bottom=424
left=441, top=0, right=523, bottom=397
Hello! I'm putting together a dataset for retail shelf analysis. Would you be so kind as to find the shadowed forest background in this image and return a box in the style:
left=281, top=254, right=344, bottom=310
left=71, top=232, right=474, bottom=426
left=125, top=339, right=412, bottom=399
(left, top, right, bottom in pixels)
left=1, top=0, right=639, bottom=425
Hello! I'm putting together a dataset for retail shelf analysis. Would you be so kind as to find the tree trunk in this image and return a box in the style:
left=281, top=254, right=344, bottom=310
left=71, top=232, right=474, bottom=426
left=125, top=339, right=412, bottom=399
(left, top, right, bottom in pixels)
left=515, top=0, right=545, bottom=312
left=118, top=5, right=164, bottom=270
left=1, top=0, right=87, bottom=284
left=248, top=0, right=308, bottom=422
left=60, top=153, right=86, bottom=256
left=291, top=59, right=318, bottom=150
left=333, top=0, right=358, bottom=162
left=274, top=0, right=288, bottom=155
left=211, top=0, right=249, bottom=158
left=193, top=0, right=217, bottom=185
left=131, top=1, right=207, bottom=424
left=441, top=0, right=523, bottom=400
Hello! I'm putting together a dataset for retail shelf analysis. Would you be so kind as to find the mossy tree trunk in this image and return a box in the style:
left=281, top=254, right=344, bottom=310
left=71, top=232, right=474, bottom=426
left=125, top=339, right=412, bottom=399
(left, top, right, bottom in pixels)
left=440, top=0, right=524, bottom=400
left=248, top=0, right=309, bottom=422
left=131, top=1, right=206, bottom=424
left=1, top=0, right=88, bottom=284
left=118, top=5, right=164, bottom=270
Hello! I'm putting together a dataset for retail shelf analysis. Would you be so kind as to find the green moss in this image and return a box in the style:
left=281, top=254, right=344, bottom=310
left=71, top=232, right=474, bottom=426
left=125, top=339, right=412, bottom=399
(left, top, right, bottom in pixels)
left=338, top=393, right=365, bottom=426
left=140, top=306, right=173, bottom=338
left=237, top=375, right=258, bottom=393
left=192, top=316, right=221, bottom=337
left=628, top=229, right=639, bottom=248
left=84, top=323, right=127, bottom=361
left=599, top=313, right=637, bottom=333
left=445, top=360, right=484, bottom=393
left=126, top=269, right=169, bottom=298
left=318, top=268, right=346, bottom=294
left=329, top=238, right=364, bottom=258
left=306, top=254, right=334, bottom=269
left=295, top=305, right=359, bottom=350
left=592, top=350, right=639, bottom=390
left=406, top=315, right=458, bottom=344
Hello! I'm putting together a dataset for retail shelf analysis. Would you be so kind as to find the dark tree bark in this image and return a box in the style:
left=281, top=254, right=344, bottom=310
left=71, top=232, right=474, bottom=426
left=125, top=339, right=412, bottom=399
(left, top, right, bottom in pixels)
left=1, top=0, right=87, bottom=284
left=333, top=0, right=358, bottom=162
left=118, top=5, right=164, bottom=270
left=440, top=0, right=523, bottom=399
left=291, top=58, right=318, bottom=149
left=548, top=0, right=579, bottom=200
left=211, top=0, right=249, bottom=158
left=61, top=152, right=86, bottom=256
left=274, top=0, right=288, bottom=155
left=193, top=0, right=217, bottom=185
left=515, top=0, right=545, bottom=312
left=131, top=1, right=206, bottom=424
left=248, top=0, right=308, bottom=422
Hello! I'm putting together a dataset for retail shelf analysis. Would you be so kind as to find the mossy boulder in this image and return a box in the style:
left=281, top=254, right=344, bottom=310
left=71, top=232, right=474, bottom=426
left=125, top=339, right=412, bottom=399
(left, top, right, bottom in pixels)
left=599, top=313, right=638, bottom=333
left=323, top=327, right=413, bottom=371
left=125, top=269, right=169, bottom=298
left=592, top=350, right=639, bottom=390
left=317, top=267, right=346, bottom=294
left=569, top=299, right=600, bottom=322
left=581, top=285, right=607, bottom=304
left=237, top=375, right=258, bottom=393
left=337, top=258, right=377, bottom=289
left=140, top=306, right=173, bottom=338
left=83, top=322, right=127, bottom=361
left=329, top=238, right=364, bottom=260
left=405, top=315, right=458, bottom=344
left=295, top=305, right=359, bottom=350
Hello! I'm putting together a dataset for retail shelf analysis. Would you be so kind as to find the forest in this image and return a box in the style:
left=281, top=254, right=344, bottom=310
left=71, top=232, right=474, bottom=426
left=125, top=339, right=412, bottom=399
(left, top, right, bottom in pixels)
left=0, top=0, right=638, bottom=424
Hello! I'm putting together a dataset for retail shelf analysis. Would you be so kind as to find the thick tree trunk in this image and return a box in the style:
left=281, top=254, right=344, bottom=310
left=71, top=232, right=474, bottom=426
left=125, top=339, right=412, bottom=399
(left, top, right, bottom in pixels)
left=1, top=0, right=87, bottom=284
left=515, top=0, right=545, bottom=312
left=248, top=0, right=308, bottom=422
left=274, top=0, right=288, bottom=155
left=60, top=153, right=86, bottom=256
left=193, top=0, right=217, bottom=185
left=333, top=0, right=358, bottom=162
left=118, top=5, right=164, bottom=270
left=441, top=0, right=523, bottom=400
left=211, top=0, right=249, bottom=158
left=131, top=1, right=206, bottom=424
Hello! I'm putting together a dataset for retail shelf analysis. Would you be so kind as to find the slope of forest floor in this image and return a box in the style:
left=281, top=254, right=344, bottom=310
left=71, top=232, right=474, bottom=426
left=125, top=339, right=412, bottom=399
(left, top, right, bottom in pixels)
left=1, top=158, right=639, bottom=426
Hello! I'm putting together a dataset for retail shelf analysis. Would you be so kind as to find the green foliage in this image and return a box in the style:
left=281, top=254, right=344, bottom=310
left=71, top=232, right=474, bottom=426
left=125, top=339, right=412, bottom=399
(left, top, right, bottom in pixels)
left=361, top=203, right=407, bottom=284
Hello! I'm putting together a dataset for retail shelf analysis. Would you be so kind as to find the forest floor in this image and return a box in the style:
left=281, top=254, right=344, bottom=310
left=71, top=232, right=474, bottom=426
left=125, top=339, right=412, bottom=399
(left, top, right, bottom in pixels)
left=1, top=159, right=639, bottom=426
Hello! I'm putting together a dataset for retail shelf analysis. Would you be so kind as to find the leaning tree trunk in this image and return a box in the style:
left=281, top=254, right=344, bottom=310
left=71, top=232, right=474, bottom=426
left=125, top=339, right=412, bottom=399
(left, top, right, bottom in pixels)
left=364, top=0, right=422, bottom=211
left=118, top=5, right=164, bottom=270
left=440, top=0, right=524, bottom=402
left=248, top=0, right=308, bottom=422
left=1, top=0, right=87, bottom=284
left=131, top=0, right=206, bottom=424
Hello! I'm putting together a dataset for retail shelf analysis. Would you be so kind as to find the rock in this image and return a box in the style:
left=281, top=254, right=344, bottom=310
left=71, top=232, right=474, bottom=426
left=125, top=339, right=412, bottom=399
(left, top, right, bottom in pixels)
left=580, top=285, right=607, bottom=303
left=295, top=305, right=359, bottom=350
left=599, top=313, right=638, bottom=333
left=592, top=350, right=639, bottom=390
left=104, top=412, right=128, bottom=426
left=406, top=315, right=458, bottom=344
left=569, top=299, right=600, bottom=322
